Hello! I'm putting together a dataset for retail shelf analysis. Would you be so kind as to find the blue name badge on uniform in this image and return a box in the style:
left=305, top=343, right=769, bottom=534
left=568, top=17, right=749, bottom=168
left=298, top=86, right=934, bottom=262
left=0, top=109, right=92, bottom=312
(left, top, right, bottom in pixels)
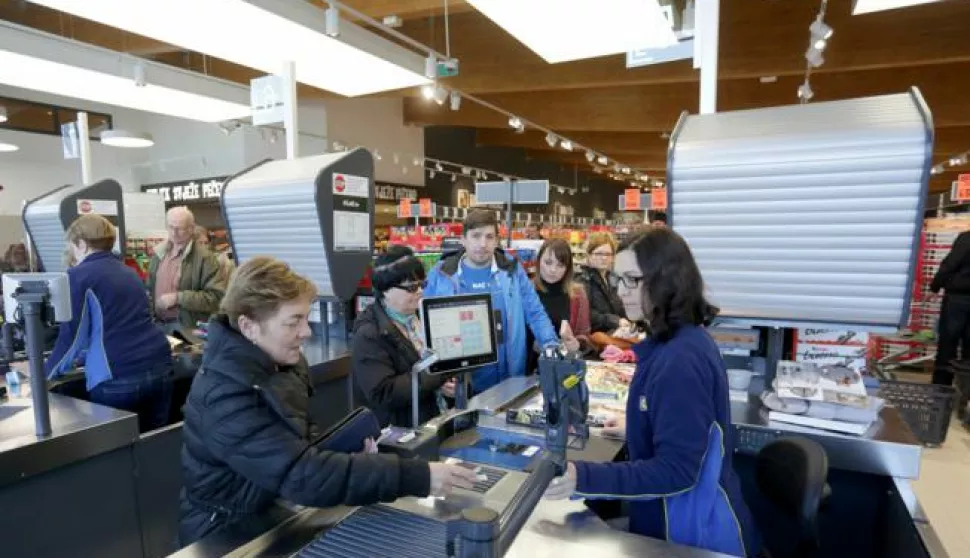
left=639, top=395, right=648, bottom=412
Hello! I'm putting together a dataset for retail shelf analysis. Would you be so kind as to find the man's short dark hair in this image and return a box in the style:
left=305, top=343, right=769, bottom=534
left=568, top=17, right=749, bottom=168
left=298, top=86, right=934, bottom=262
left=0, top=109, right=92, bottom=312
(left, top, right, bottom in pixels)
left=463, top=209, right=499, bottom=236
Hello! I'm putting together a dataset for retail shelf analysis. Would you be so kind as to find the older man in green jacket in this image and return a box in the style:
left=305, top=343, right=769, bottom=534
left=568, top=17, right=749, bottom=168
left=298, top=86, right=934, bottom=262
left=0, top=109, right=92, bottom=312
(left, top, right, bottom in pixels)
left=148, top=206, right=226, bottom=331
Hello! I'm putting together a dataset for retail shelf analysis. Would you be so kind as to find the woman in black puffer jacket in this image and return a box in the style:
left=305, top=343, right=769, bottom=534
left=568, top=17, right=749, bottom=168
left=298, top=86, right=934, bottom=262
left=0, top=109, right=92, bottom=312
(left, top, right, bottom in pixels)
left=178, top=257, right=476, bottom=547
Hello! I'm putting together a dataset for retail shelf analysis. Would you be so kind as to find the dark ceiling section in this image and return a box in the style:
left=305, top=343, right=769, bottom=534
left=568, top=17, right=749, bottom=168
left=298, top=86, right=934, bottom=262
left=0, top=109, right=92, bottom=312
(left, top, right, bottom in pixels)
left=424, top=126, right=628, bottom=218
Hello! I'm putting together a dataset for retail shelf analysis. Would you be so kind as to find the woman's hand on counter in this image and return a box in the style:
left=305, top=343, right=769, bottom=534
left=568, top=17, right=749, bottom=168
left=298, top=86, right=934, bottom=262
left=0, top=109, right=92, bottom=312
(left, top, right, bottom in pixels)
left=429, top=462, right=479, bottom=496
left=543, top=462, right=577, bottom=500
left=601, top=416, right=626, bottom=439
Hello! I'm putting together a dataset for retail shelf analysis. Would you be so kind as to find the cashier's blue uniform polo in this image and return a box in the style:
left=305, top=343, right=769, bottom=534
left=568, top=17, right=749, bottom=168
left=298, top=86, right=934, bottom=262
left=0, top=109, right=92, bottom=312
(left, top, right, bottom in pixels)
left=573, top=325, right=760, bottom=557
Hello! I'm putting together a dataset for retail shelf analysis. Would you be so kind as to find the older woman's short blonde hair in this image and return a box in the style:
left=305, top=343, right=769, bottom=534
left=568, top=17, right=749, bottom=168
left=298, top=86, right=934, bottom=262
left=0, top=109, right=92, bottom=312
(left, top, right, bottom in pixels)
left=66, top=214, right=116, bottom=252
left=220, top=256, right=318, bottom=324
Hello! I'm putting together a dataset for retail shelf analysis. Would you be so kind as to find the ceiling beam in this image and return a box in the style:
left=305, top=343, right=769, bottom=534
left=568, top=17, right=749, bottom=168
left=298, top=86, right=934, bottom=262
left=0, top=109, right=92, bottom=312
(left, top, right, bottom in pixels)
left=338, top=0, right=472, bottom=21
left=397, top=0, right=970, bottom=94
left=407, top=62, right=970, bottom=132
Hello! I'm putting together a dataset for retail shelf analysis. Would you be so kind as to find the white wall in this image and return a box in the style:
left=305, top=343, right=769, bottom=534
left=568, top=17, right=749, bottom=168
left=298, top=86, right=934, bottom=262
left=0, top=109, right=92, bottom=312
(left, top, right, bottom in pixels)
left=325, top=97, right=424, bottom=186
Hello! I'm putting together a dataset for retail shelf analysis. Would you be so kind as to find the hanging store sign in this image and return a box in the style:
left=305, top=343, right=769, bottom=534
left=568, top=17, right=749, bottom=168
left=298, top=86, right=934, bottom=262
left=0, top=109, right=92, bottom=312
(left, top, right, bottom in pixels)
left=398, top=199, right=413, bottom=218
left=375, top=183, right=419, bottom=201
left=651, top=187, right=668, bottom=210
left=141, top=176, right=229, bottom=203
left=250, top=74, right=285, bottom=126
left=954, top=174, right=970, bottom=202
left=623, top=188, right=642, bottom=210
left=418, top=198, right=433, bottom=218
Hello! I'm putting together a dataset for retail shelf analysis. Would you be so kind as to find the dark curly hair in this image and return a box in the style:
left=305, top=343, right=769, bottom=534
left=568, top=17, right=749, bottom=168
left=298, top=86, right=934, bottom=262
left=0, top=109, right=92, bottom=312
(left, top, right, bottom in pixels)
left=618, top=228, right=718, bottom=341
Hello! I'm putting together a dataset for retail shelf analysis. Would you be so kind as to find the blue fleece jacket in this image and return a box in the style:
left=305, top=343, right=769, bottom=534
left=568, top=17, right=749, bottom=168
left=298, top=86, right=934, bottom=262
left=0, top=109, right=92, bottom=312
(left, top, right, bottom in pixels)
left=573, top=326, right=760, bottom=557
left=423, top=249, right=557, bottom=393
left=45, top=251, right=172, bottom=391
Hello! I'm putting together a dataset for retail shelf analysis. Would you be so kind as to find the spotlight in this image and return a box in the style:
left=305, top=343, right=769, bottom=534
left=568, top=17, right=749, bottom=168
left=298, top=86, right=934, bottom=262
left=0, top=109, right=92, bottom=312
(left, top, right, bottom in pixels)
left=508, top=115, right=524, bottom=132
left=451, top=174, right=457, bottom=183
left=949, top=157, right=961, bottom=166
left=814, top=38, right=827, bottom=50
left=809, top=16, right=833, bottom=41
left=435, top=162, right=443, bottom=172
left=621, top=166, right=631, bottom=174
left=429, top=170, right=436, bottom=179
left=413, top=157, right=422, bottom=166
left=797, top=81, right=814, bottom=101
left=449, top=90, right=461, bottom=111
left=931, top=165, right=944, bottom=175
left=432, top=86, right=448, bottom=105
left=597, top=155, right=608, bottom=165
left=133, top=62, right=147, bottom=87
left=324, top=6, right=340, bottom=37
left=560, top=139, right=573, bottom=151
left=374, top=150, right=382, bottom=160
left=424, top=54, right=437, bottom=79
left=421, top=84, right=435, bottom=100
left=461, top=166, right=471, bottom=175
left=805, top=47, right=824, bottom=68
left=545, top=132, right=558, bottom=147
left=585, top=150, right=595, bottom=163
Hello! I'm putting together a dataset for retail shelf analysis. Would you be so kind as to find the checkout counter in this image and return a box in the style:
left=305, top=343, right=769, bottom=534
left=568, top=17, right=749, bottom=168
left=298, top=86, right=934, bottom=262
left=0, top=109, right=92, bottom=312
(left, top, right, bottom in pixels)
left=167, top=371, right=945, bottom=558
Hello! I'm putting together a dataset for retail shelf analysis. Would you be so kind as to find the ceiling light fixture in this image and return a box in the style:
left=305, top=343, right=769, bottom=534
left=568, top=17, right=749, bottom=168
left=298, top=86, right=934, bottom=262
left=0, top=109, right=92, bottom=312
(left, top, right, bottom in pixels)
left=560, top=139, right=573, bottom=151
left=421, top=83, right=435, bottom=100
left=0, top=106, right=6, bottom=123
left=26, top=0, right=431, bottom=97
left=0, top=141, right=19, bottom=152
left=424, top=53, right=437, bottom=79
left=585, top=150, right=595, bottom=163
left=597, top=155, right=608, bottom=166
left=809, top=16, right=833, bottom=41
left=508, top=115, right=525, bottom=133
left=465, top=0, right=676, bottom=63
left=324, top=5, right=339, bottom=37
left=931, top=165, right=944, bottom=175
left=797, top=81, right=814, bottom=101
left=432, top=85, right=448, bottom=105
left=449, top=90, right=461, bottom=111
left=545, top=132, right=558, bottom=147
left=435, top=162, right=443, bottom=172
left=851, top=0, right=943, bottom=15
left=805, top=46, right=824, bottom=68
left=101, top=129, right=154, bottom=148
left=0, top=21, right=250, bottom=122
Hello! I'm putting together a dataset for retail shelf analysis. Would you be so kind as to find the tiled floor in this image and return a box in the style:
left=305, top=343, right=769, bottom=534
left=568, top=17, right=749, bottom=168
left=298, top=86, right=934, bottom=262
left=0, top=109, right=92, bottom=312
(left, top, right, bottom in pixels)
left=912, top=420, right=970, bottom=557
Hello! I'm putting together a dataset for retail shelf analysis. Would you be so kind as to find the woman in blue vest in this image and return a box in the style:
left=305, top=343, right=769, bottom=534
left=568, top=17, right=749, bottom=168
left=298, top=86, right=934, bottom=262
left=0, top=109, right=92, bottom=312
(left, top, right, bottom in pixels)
left=544, top=227, right=760, bottom=557
left=45, top=214, right=173, bottom=432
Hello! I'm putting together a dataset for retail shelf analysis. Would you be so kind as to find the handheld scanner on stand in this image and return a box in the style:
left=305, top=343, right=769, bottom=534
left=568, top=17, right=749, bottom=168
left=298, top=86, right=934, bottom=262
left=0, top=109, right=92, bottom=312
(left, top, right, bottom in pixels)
left=538, top=347, right=590, bottom=474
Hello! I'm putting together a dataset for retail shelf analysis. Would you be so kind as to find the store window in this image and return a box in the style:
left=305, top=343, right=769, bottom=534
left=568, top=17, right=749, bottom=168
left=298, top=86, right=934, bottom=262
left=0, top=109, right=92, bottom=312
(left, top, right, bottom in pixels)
left=0, top=95, right=112, bottom=140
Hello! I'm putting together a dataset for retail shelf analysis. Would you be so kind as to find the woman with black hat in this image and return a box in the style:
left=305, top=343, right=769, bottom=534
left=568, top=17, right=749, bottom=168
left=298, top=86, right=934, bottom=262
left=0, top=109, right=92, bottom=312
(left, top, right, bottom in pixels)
left=352, top=245, right=456, bottom=427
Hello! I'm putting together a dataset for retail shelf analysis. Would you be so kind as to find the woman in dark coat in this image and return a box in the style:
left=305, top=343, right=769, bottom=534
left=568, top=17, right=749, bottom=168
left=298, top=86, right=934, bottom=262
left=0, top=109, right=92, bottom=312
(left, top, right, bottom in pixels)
left=178, top=256, right=476, bottom=547
left=352, top=246, right=455, bottom=427
left=576, top=232, right=631, bottom=334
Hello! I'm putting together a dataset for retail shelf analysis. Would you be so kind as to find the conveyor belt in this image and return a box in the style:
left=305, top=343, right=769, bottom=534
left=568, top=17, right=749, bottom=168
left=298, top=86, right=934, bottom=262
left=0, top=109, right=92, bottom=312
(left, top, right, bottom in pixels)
left=297, top=505, right=448, bottom=558
left=455, top=462, right=508, bottom=494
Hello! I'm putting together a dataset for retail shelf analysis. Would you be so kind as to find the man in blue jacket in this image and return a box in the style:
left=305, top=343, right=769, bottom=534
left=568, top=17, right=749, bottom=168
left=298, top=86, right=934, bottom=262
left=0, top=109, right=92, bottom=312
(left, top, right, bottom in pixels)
left=424, top=209, right=558, bottom=394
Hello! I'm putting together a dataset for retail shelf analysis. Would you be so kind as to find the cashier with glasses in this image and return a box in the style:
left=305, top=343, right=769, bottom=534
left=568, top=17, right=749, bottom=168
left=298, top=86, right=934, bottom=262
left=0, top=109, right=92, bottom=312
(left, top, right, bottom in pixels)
left=544, top=228, right=761, bottom=557
left=352, top=246, right=456, bottom=427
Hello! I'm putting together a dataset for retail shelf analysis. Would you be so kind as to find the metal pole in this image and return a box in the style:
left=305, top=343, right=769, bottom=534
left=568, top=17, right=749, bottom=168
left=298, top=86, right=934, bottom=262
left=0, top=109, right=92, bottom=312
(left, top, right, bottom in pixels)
left=411, top=367, right=421, bottom=429
left=699, top=0, right=720, bottom=115
left=22, top=300, right=52, bottom=437
left=77, top=112, right=93, bottom=184
left=282, top=61, right=299, bottom=160
left=506, top=180, right=515, bottom=249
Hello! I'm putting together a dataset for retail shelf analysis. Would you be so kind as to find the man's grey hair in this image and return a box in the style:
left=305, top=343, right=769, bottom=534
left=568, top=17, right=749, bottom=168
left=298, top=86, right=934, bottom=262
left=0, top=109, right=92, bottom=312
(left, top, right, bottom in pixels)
left=167, top=206, right=195, bottom=226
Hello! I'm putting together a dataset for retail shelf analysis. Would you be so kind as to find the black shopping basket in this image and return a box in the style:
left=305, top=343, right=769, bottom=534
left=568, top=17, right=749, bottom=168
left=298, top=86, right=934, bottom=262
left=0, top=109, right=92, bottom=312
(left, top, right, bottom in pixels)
left=879, top=380, right=956, bottom=446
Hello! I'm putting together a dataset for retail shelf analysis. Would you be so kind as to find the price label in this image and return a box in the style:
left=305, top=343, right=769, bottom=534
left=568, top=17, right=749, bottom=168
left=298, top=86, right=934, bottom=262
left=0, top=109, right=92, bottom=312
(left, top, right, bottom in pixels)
left=651, top=188, right=668, bottom=210
left=398, top=199, right=413, bottom=218
left=624, top=188, right=641, bottom=210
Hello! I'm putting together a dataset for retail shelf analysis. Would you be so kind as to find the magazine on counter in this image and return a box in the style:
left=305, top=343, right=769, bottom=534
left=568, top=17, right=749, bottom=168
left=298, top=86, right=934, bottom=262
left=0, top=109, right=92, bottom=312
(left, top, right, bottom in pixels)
left=773, top=360, right=869, bottom=409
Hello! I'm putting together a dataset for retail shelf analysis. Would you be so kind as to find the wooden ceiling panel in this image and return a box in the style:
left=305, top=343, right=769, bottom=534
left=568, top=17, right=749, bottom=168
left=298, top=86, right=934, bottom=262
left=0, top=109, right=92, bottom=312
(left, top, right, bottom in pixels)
left=398, top=0, right=970, bottom=94
left=407, top=61, right=970, bottom=132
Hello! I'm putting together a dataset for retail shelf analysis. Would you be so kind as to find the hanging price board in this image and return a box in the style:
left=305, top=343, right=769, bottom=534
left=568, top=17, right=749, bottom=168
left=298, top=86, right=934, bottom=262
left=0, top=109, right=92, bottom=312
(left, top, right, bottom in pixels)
left=418, top=198, right=434, bottom=217
left=398, top=199, right=413, bottom=218
left=624, top=188, right=641, bottom=210
left=651, top=188, right=668, bottom=210
left=955, top=174, right=970, bottom=202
